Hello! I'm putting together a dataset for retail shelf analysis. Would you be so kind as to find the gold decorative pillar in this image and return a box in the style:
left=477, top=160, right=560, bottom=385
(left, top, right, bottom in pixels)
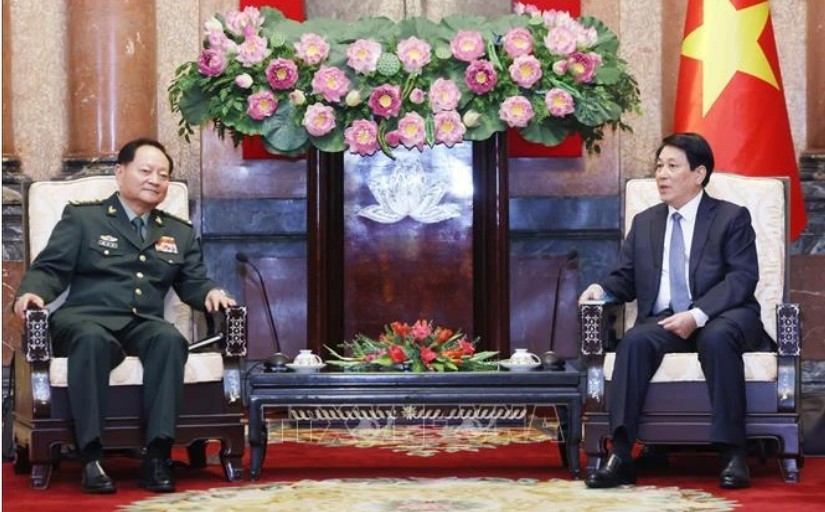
left=64, top=0, right=157, bottom=174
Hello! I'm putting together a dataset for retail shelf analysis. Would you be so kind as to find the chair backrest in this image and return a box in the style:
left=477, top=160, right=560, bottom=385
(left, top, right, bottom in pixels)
left=622, top=172, right=788, bottom=341
left=26, top=175, right=193, bottom=340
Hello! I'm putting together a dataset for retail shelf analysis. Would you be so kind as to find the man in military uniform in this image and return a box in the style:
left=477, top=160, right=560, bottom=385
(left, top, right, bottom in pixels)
left=13, top=138, right=236, bottom=494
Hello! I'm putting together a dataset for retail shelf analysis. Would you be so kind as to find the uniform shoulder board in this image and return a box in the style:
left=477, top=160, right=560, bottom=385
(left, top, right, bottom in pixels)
left=68, top=199, right=104, bottom=206
left=157, top=209, right=192, bottom=226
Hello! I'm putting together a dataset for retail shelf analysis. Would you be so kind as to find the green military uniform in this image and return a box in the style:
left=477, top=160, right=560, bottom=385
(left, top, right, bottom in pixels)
left=16, top=192, right=220, bottom=452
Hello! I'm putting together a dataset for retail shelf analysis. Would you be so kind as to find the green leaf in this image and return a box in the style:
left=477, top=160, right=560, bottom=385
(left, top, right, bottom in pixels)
left=309, top=126, right=346, bottom=153
left=519, top=120, right=570, bottom=146
left=464, top=114, right=506, bottom=141
left=176, top=83, right=211, bottom=126
left=262, top=103, right=309, bottom=151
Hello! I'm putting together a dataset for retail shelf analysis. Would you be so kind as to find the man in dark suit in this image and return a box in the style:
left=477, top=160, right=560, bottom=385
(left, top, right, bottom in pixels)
left=579, top=132, right=768, bottom=490
left=13, top=138, right=236, bottom=494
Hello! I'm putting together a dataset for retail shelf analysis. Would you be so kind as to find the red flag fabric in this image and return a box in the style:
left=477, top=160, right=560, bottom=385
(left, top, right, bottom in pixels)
left=674, top=0, right=806, bottom=240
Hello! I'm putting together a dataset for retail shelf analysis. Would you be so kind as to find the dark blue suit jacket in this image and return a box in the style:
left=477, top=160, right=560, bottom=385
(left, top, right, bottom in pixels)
left=601, top=192, right=765, bottom=344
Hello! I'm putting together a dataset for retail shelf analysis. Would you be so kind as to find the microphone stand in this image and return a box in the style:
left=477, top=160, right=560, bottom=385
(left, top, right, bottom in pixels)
left=236, top=253, right=290, bottom=372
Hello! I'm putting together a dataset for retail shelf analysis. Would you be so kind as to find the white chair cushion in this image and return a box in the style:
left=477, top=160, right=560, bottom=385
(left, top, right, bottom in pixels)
left=623, top=173, right=786, bottom=342
left=49, top=352, right=225, bottom=387
left=603, top=352, right=778, bottom=383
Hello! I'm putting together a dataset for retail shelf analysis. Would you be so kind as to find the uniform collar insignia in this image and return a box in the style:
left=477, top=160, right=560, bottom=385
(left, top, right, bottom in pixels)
left=154, top=215, right=163, bottom=226
left=107, top=205, right=117, bottom=216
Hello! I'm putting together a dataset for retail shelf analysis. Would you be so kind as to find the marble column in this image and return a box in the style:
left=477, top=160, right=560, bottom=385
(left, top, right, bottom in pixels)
left=64, top=0, right=157, bottom=175
left=2, top=0, right=28, bottom=366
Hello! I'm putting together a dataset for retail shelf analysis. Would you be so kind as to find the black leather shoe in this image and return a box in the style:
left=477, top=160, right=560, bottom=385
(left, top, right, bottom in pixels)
left=138, top=457, right=175, bottom=493
left=586, top=454, right=637, bottom=488
left=720, top=453, right=750, bottom=489
left=81, top=460, right=116, bottom=494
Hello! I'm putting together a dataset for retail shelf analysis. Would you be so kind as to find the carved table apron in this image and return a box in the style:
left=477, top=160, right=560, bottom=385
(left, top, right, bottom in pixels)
left=246, top=366, right=584, bottom=479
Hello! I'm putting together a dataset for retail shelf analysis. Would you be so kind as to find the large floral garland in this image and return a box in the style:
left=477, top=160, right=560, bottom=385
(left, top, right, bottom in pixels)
left=168, top=3, right=640, bottom=158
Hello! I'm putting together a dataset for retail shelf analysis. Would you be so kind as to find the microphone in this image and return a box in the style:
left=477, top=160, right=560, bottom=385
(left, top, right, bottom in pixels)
left=236, top=252, right=289, bottom=371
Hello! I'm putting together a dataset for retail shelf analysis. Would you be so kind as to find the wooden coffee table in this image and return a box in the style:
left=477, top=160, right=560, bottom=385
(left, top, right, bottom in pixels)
left=246, top=365, right=584, bottom=479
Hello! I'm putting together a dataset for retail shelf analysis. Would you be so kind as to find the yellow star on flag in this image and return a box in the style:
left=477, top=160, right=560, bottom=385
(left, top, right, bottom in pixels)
left=681, top=0, right=778, bottom=116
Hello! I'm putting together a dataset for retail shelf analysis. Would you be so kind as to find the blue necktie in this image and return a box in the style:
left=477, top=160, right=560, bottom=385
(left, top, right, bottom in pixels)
left=132, top=217, right=146, bottom=243
left=669, top=212, right=690, bottom=312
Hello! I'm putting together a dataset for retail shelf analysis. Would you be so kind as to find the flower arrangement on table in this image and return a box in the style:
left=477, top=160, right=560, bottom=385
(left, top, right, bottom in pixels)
left=168, top=3, right=640, bottom=159
left=325, top=320, right=499, bottom=372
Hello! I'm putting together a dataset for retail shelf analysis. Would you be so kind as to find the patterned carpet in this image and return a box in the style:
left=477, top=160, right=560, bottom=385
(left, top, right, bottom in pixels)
left=117, top=422, right=739, bottom=511
left=119, top=477, right=737, bottom=511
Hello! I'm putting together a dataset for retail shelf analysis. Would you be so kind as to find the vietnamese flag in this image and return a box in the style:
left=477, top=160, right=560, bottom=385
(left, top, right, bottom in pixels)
left=674, top=0, right=806, bottom=240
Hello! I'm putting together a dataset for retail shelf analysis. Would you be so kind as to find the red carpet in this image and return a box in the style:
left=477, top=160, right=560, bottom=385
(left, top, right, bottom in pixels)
left=3, top=440, right=824, bottom=511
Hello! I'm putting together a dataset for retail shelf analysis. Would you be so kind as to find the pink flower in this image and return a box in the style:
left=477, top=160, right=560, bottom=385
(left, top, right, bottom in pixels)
left=302, top=103, right=336, bottom=137
left=545, top=88, right=575, bottom=117
left=236, top=35, right=270, bottom=67
left=246, top=90, right=277, bottom=120
left=410, top=319, right=433, bottom=342
left=289, top=90, right=306, bottom=106
left=385, top=130, right=401, bottom=147
left=396, top=37, right=431, bottom=73
left=464, top=60, right=498, bottom=95
left=450, top=30, right=485, bottom=62
left=429, top=78, right=461, bottom=112
left=346, top=39, right=382, bottom=74
left=368, top=84, right=402, bottom=118
left=397, top=112, right=426, bottom=150
left=295, top=33, right=330, bottom=65
left=513, top=2, right=540, bottom=15
left=224, top=7, right=264, bottom=38
left=434, top=111, right=466, bottom=147
left=544, top=25, right=577, bottom=56
left=499, top=95, right=535, bottom=127
left=409, top=88, right=426, bottom=104
left=265, top=58, right=299, bottom=90
left=234, top=73, right=253, bottom=89
left=567, top=52, right=602, bottom=83
left=502, top=27, right=534, bottom=58
left=344, top=119, right=379, bottom=156
left=509, top=54, right=542, bottom=88
left=552, top=60, right=568, bottom=76
left=198, top=49, right=227, bottom=76
left=311, top=66, right=351, bottom=103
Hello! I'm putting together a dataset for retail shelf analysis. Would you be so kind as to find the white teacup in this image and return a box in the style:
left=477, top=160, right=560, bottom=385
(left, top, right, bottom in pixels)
left=509, top=348, right=540, bottom=365
left=293, top=349, right=323, bottom=366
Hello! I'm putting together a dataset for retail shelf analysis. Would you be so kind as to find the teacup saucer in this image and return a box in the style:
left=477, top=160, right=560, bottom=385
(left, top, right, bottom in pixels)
left=285, top=363, right=326, bottom=373
left=499, top=360, right=541, bottom=372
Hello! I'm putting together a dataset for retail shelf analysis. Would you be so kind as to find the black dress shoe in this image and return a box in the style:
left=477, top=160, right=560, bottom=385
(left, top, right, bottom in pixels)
left=586, top=454, right=637, bottom=488
left=81, top=460, right=116, bottom=494
left=720, top=453, right=750, bottom=489
left=138, top=457, right=175, bottom=493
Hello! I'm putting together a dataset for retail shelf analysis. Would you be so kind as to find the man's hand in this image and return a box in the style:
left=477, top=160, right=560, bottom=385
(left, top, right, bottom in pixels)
left=578, top=284, right=605, bottom=304
left=13, top=293, right=45, bottom=319
left=205, top=288, right=237, bottom=313
left=657, top=311, right=697, bottom=339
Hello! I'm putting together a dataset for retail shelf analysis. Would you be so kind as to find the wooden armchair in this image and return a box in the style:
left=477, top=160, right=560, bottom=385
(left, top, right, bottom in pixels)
left=11, top=175, right=248, bottom=489
left=579, top=172, right=802, bottom=483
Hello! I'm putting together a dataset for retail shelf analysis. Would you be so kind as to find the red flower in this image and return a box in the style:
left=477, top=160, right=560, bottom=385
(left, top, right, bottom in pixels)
left=391, top=321, right=411, bottom=338
left=420, top=347, right=438, bottom=364
left=435, top=327, right=453, bottom=345
left=459, top=338, right=475, bottom=356
left=388, top=344, right=407, bottom=363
